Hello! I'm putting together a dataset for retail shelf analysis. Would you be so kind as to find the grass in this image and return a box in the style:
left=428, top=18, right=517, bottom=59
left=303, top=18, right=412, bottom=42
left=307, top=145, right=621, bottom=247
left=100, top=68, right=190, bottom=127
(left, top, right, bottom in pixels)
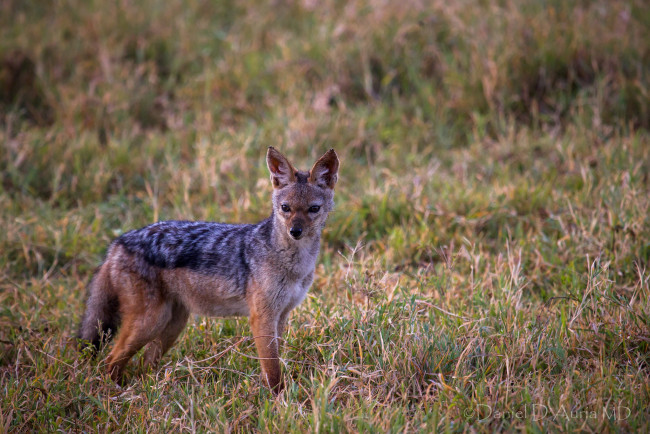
left=1, top=0, right=649, bottom=431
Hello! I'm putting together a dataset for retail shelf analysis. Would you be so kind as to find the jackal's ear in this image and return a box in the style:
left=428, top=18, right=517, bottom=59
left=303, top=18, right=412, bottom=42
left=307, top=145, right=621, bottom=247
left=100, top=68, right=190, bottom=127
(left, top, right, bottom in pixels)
left=309, top=149, right=339, bottom=189
left=267, top=147, right=296, bottom=189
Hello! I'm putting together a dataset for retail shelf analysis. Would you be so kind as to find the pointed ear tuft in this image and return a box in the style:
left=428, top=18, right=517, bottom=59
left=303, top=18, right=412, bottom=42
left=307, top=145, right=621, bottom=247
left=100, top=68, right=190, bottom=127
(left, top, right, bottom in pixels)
left=309, top=149, right=339, bottom=189
left=267, top=147, right=296, bottom=189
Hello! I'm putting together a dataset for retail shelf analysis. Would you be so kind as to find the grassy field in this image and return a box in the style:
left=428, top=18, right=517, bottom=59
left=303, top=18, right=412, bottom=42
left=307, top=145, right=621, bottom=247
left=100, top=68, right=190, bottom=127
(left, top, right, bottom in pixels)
left=1, top=0, right=649, bottom=431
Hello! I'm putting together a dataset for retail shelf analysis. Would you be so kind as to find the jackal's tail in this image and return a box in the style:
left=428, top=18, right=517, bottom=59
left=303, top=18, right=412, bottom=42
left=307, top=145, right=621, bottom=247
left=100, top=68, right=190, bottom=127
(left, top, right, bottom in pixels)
left=77, top=262, right=121, bottom=352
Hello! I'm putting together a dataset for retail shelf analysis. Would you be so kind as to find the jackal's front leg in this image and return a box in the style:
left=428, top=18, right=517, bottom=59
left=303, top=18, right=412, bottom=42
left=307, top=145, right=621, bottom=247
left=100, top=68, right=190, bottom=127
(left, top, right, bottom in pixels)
left=249, top=307, right=283, bottom=393
left=277, top=309, right=291, bottom=340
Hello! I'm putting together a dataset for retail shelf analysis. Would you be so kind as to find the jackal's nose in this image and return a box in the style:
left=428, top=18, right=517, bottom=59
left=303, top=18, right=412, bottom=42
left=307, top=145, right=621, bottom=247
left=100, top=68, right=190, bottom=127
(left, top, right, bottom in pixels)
left=289, top=227, right=303, bottom=239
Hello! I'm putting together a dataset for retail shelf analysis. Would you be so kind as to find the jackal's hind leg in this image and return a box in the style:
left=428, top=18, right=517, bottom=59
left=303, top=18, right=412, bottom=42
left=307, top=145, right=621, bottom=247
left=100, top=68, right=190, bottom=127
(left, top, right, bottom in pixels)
left=142, top=302, right=190, bottom=369
left=106, top=302, right=172, bottom=384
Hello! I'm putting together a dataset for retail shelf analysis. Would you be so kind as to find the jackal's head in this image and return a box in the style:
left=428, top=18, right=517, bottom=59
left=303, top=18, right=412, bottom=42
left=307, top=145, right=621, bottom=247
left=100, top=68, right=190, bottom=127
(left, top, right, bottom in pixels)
left=267, top=147, right=339, bottom=241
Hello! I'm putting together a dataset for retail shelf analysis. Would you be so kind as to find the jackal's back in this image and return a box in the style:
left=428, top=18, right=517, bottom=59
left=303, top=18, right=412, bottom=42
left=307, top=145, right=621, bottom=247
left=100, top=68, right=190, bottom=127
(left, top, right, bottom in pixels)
left=115, top=219, right=272, bottom=288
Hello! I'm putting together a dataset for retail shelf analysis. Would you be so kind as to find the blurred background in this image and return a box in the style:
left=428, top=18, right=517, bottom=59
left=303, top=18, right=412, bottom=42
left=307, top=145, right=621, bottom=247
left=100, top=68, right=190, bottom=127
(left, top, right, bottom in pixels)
left=1, top=0, right=649, bottom=431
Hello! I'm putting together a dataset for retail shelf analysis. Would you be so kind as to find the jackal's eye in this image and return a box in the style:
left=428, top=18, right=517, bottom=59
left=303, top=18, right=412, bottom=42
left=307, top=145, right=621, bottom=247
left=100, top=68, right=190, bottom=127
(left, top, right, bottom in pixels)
left=308, top=205, right=321, bottom=213
left=281, top=204, right=291, bottom=212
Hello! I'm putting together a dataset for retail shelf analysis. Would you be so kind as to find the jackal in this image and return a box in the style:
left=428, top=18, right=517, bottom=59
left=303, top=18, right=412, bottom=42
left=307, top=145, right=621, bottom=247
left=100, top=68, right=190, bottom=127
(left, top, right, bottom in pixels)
left=78, top=147, right=339, bottom=392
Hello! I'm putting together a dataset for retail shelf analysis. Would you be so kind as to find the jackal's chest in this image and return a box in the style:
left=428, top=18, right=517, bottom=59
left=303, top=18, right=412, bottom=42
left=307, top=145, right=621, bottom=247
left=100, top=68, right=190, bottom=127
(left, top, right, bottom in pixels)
left=268, top=243, right=318, bottom=310
left=281, top=274, right=314, bottom=311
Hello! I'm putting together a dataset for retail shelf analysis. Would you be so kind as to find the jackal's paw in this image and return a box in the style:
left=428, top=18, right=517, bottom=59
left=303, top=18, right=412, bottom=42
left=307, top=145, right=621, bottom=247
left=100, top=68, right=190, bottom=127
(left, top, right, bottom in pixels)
left=260, top=373, right=285, bottom=395
left=142, top=340, right=163, bottom=369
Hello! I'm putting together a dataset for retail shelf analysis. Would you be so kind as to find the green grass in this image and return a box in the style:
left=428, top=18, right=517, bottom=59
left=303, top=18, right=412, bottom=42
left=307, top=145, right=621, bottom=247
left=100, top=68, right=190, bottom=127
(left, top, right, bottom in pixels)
left=1, top=0, right=649, bottom=431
